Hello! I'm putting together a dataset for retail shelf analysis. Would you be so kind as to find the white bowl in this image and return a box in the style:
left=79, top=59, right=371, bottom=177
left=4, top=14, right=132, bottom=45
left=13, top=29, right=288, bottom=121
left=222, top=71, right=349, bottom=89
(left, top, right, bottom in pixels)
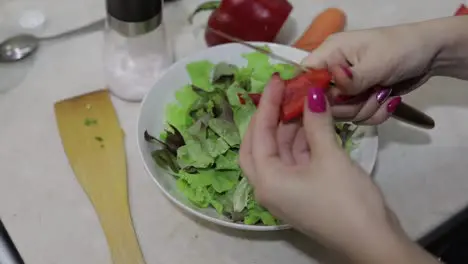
left=137, top=42, right=379, bottom=231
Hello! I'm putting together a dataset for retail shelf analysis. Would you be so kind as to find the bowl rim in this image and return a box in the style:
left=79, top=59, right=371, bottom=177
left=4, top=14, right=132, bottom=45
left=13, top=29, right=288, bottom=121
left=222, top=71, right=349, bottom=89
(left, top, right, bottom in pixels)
left=136, top=42, right=377, bottom=231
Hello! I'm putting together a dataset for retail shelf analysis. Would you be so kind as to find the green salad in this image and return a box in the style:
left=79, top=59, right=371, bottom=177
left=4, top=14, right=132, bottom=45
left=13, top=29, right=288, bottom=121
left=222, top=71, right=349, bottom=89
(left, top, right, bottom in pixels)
left=144, top=49, right=358, bottom=226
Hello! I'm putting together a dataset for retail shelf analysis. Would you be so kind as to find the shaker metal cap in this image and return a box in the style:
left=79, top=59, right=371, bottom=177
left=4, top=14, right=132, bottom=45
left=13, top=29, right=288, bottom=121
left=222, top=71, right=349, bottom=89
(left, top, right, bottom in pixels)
left=106, top=0, right=162, bottom=23
left=106, top=0, right=163, bottom=36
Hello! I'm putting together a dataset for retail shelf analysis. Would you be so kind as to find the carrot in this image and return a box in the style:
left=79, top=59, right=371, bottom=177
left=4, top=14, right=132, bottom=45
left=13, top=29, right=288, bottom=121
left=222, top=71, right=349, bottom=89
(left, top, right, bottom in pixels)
left=293, top=8, right=346, bottom=52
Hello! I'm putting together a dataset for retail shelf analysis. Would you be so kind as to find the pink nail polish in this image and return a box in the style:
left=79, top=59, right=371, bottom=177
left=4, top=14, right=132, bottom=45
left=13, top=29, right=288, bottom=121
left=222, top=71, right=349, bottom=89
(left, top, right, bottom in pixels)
left=376, top=88, right=392, bottom=104
left=387, top=97, right=402, bottom=113
left=341, top=66, right=353, bottom=79
left=308, top=88, right=326, bottom=113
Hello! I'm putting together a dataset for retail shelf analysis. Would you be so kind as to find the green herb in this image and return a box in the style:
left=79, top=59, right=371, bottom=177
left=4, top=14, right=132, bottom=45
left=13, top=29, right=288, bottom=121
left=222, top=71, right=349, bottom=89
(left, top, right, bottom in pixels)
left=95, top=136, right=104, bottom=142
left=84, top=118, right=98, bottom=126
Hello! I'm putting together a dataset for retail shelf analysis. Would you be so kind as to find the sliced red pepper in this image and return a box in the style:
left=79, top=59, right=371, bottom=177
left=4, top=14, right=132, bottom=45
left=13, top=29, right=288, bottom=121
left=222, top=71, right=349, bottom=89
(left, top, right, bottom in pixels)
left=237, top=93, right=261, bottom=106
left=281, top=69, right=332, bottom=122
left=455, top=4, right=468, bottom=16
left=237, top=69, right=332, bottom=122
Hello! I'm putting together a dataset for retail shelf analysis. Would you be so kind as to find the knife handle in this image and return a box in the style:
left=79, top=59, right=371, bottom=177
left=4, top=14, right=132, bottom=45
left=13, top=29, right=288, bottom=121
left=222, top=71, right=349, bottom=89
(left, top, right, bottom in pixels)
left=392, top=102, right=435, bottom=129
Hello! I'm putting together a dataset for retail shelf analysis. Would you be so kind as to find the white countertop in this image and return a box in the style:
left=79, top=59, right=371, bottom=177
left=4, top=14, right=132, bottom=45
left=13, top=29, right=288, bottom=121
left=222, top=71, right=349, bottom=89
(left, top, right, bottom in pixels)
left=1, top=0, right=468, bottom=263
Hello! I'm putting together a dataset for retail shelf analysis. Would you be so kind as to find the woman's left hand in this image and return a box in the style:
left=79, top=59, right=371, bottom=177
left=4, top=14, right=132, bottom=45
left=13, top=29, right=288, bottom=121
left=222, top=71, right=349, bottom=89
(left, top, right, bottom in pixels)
left=239, top=74, right=402, bottom=258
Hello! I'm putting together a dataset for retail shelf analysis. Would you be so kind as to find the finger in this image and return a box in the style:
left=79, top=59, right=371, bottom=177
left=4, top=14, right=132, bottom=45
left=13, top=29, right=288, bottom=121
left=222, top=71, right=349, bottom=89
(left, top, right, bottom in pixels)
left=330, top=86, right=391, bottom=121
left=292, top=127, right=310, bottom=165
left=355, top=96, right=401, bottom=125
left=331, top=103, right=364, bottom=121
left=303, top=87, right=340, bottom=159
left=332, top=87, right=374, bottom=106
left=252, top=74, right=285, bottom=165
left=301, top=41, right=348, bottom=70
left=239, top=113, right=257, bottom=179
left=277, top=121, right=301, bottom=165
left=330, top=65, right=355, bottom=93
left=353, top=88, right=392, bottom=122
left=335, top=62, right=383, bottom=96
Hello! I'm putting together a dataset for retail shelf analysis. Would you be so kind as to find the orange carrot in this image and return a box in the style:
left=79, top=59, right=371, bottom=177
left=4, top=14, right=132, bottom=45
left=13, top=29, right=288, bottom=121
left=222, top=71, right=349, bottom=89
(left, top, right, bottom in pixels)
left=293, top=8, right=346, bottom=52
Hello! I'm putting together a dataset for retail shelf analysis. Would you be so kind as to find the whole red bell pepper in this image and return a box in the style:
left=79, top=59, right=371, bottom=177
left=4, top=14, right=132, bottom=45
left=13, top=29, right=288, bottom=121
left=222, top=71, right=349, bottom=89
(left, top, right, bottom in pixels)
left=237, top=69, right=332, bottom=122
left=189, top=0, right=293, bottom=47
left=455, top=3, right=468, bottom=16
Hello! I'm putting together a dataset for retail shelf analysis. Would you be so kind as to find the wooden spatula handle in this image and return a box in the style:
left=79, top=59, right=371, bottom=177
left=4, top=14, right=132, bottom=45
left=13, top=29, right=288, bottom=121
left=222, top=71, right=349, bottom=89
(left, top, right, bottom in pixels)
left=95, top=202, right=146, bottom=264
left=54, top=90, right=146, bottom=264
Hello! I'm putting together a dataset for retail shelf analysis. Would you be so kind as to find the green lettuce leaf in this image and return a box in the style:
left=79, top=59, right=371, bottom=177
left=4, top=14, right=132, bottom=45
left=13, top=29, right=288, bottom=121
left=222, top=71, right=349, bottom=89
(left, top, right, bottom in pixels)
left=178, top=169, right=239, bottom=194
left=178, top=170, right=213, bottom=188
left=208, top=118, right=241, bottom=147
left=233, top=103, right=256, bottom=139
left=242, top=48, right=271, bottom=70
left=215, top=188, right=238, bottom=216
left=234, top=67, right=253, bottom=91
left=250, top=78, right=266, bottom=93
left=177, top=141, right=214, bottom=169
left=165, top=104, right=193, bottom=134
left=186, top=60, right=215, bottom=91
left=176, top=84, right=200, bottom=108
left=242, top=48, right=276, bottom=89
left=211, top=170, right=240, bottom=193
left=203, top=137, right=230, bottom=158
left=226, top=82, right=247, bottom=106
left=273, top=63, right=298, bottom=80
left=215, top=150, right=239, bottom=170
left=233, top=177, right=252, bottom=212
left=212, top=62, right=238, bottom=89
left=165, top=84, right=201, bottom=136
left=176, top=178, right=211, bottom=208
left=244, top=200, right=278, bottom=226
left=210, top=197, right=224, bottom=215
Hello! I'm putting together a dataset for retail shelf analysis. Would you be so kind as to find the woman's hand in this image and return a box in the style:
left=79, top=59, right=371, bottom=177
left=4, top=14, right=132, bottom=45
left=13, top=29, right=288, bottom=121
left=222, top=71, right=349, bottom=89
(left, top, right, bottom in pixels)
left=302, top=17, right=465, bottom=125
left=240, top=74, right=394, bottom=254
left=239, top=75, right=440, bottom=263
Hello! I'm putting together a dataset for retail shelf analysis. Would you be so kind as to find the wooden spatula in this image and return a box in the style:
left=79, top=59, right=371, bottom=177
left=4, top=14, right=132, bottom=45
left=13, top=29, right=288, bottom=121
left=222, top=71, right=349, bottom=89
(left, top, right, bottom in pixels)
left=54, top=90, right=146, bottom=264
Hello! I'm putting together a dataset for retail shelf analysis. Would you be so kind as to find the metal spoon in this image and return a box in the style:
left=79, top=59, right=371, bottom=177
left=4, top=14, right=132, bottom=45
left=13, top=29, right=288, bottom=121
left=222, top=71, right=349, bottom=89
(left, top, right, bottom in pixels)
left=0, top=19, right=105, bottom=63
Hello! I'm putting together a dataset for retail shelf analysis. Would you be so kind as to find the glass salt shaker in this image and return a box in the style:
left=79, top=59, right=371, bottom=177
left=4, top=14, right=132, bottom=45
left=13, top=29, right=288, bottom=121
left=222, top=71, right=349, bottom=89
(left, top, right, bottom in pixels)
left=104, top=0, right=172, bottom=102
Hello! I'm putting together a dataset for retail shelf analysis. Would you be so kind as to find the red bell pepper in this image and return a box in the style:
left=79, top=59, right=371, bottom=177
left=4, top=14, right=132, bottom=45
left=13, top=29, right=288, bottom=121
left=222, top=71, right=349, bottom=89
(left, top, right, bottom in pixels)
left=189, top=0, right=293, bottom=47
left=455, top=3, right=468, bottom=16
left=237, top=69, right=332, bottom=122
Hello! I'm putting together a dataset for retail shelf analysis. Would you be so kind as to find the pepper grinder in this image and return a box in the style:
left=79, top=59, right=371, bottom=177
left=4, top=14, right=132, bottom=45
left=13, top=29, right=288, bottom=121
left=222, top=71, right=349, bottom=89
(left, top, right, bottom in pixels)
left=104, top=0, right=172, bottom=102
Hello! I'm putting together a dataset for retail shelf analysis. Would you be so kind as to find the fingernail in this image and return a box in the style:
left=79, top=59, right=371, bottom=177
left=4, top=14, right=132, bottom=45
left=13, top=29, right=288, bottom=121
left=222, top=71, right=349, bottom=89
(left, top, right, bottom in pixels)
left=387, top=97, right=402, bottom=113
left=308, top=88, right=326, bottom=113
left=341, top=66, right=353, bottom=79
left=376, top=88, right=392, bottom=104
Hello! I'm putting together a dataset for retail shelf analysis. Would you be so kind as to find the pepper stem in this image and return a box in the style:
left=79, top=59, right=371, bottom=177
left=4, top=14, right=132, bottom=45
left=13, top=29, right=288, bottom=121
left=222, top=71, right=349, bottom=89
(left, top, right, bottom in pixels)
left=188, top=1, right=220, bottom=24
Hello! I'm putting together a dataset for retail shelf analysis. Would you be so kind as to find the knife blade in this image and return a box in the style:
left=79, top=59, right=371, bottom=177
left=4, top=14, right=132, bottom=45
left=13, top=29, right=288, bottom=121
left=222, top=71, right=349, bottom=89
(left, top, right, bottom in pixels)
left=207, top=27, right=310, bottom=72
left=207, top=26, right=435, bottom=129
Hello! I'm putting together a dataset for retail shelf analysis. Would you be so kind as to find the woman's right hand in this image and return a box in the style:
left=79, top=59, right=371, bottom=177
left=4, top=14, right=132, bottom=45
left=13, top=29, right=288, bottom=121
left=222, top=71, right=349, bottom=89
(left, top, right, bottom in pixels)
left=302, top=16, right=465, bottom=125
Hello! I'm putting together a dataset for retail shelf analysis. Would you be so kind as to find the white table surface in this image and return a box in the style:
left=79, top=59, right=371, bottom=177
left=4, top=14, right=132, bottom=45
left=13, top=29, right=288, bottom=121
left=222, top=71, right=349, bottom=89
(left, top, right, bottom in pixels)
left=1, top=0, right=468, bottom=263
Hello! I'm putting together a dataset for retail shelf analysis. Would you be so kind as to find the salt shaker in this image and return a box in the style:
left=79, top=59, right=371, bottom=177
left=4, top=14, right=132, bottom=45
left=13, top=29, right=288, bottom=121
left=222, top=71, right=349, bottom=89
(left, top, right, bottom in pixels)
left=104, top=0, right=172, bottom=102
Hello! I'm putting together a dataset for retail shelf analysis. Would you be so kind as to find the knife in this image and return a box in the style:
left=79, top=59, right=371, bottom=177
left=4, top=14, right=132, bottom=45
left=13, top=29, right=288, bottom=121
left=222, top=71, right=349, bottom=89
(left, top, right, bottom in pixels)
left=207, top=27, right=435, bottom=129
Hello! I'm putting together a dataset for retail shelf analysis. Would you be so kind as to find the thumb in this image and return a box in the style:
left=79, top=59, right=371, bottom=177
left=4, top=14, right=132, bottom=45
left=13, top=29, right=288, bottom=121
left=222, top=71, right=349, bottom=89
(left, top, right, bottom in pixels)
left=303, top=87, right=340, bottom=156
